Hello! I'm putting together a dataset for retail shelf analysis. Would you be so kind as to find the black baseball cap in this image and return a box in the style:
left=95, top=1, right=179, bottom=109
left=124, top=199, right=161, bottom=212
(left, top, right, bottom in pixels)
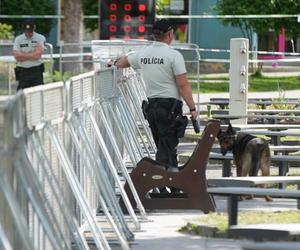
left=152, top=19, right=174, bottom=35
left=23, top=19, right=35, bottom=32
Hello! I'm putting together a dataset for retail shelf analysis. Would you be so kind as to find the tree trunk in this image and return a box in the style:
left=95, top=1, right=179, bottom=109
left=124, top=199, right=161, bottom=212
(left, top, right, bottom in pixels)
left=63, top=0, right=84, bottom=75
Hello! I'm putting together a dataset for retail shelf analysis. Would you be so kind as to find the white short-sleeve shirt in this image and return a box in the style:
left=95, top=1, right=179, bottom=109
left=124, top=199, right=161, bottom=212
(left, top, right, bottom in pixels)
left=128, top=41, right=186, bottom=99
left=13, top=32, right=45, bottom=68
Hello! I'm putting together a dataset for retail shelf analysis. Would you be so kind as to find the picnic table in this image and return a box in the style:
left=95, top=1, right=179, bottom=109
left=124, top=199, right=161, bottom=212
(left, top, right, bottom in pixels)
left=207, top=176, right=300, bottom=226
left=208, top=186, right=300, bottom=226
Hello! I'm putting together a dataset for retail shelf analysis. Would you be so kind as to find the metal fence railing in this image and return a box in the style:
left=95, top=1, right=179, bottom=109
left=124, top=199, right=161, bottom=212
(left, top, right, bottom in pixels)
left=0, top=39, right=203, bottom=249
left=0, top=64, right=154, bottom=249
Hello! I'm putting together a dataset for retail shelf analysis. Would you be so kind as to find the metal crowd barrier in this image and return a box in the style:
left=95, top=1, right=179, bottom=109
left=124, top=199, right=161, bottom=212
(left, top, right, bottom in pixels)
left=0, top=65, right=151, bottom=249
left=0, top=39, right=203, bottom=249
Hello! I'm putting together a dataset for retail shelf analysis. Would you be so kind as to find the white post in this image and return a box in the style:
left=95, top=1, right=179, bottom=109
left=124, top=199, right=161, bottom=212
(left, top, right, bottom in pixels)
left=229, top=38, right=249, bottom=124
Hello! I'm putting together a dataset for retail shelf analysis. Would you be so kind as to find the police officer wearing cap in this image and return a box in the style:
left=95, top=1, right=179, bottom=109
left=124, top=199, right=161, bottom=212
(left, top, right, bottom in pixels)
left=114, top=19, right=197, bottom=192
left=13, top=19, right=46, bottom=90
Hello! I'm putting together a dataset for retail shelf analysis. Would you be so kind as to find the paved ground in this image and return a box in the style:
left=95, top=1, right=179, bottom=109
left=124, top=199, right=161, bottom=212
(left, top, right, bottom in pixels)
left=131, top=210, right=246, bottom=250
left=131, top=196, right=297, bottom=250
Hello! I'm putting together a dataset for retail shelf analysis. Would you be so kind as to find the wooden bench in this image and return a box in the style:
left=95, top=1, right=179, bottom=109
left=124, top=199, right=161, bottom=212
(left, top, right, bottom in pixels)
left=122, top=120, right=219, bottom=212
left=242, top=241, right=300, bottom=250
left=207, top=186, right=300, bottom=226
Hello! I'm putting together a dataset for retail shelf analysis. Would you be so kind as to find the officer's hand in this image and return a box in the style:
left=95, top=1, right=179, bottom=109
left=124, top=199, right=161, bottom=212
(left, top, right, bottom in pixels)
left=190, top=110, right=198, bottom=120
left=107, top=59, right=115, bottom=68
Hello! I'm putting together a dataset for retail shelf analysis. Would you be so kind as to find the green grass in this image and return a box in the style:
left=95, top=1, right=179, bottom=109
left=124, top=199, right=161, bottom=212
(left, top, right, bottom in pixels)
left=180, top=210, right=300, bottom=235
left=190, top=75, right=300, bottom=93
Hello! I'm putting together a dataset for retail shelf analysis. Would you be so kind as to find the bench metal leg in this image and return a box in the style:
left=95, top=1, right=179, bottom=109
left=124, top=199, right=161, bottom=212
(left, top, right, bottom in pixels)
left=222, top=159, right=231, bottom=177
left=228, top=195, right=238, bottom=226
left=279, top=162, right=289, bottom=189
left=297, top=184, right=300, bottom=209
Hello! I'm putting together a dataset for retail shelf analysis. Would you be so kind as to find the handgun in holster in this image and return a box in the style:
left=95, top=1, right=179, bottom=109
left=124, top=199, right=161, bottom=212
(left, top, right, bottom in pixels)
left=141, top=100, right=149, bottom=120
left=168, top=99, right=188, bottom=138
left=174, top=115, right=188, bottom=138
left=14, top=67, right=20, bottom=81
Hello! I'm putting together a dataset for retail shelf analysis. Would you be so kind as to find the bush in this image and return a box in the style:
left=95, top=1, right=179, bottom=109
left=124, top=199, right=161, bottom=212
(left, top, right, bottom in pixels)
left=0, top=23, right=14, bottom=40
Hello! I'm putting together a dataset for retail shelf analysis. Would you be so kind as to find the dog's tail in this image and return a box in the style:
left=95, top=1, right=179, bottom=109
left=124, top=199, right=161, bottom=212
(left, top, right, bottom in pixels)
left=249, top=142, right=267, bottom=176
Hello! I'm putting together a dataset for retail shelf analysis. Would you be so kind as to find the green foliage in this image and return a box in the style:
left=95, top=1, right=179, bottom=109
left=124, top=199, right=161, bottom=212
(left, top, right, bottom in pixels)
left=270, top=89, right=296, bottom=110
left=248, top=76, right=300, bottom=92
left=195, top=81, right=229, bottom=93
left=156, top=0, right=165, bottom=15
left=214, top=0, right=300, bottom=43
left=0, top=0, right=56, bottom=36
left=83, top=0, right=98, bottom=32
left=250, top=68, right=263, bottom=78
left=0, top=23, right=14, bottom=40
left=193, top=75, right=300, bottom=93
left=53, top=70, right=72, bottom=82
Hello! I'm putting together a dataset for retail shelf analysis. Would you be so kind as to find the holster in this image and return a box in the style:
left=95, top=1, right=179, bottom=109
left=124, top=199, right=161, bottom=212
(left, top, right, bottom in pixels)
left=14, top=67, right=20, bottom=81
left=174, top=114, right=188, bottom=138
left=40, top=63, right=45, bottom=73
left=141, top=100, right=149, bottom=120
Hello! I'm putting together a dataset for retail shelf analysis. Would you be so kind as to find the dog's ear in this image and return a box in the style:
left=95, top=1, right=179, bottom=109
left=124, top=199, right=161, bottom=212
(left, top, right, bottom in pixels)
left=227, top=123, right=233, bottom=132
left=227, top=123, right=236, bottom=134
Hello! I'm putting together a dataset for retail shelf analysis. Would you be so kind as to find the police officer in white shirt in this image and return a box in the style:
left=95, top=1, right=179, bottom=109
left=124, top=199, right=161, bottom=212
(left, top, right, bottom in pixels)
left=114, top=19, right=197, bottom=192
left=13, top=19, right=46, bottom=90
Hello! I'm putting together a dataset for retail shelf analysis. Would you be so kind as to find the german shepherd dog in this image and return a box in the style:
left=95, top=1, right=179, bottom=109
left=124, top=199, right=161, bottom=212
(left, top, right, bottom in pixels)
left=217, top=123, right=272, bottom=201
